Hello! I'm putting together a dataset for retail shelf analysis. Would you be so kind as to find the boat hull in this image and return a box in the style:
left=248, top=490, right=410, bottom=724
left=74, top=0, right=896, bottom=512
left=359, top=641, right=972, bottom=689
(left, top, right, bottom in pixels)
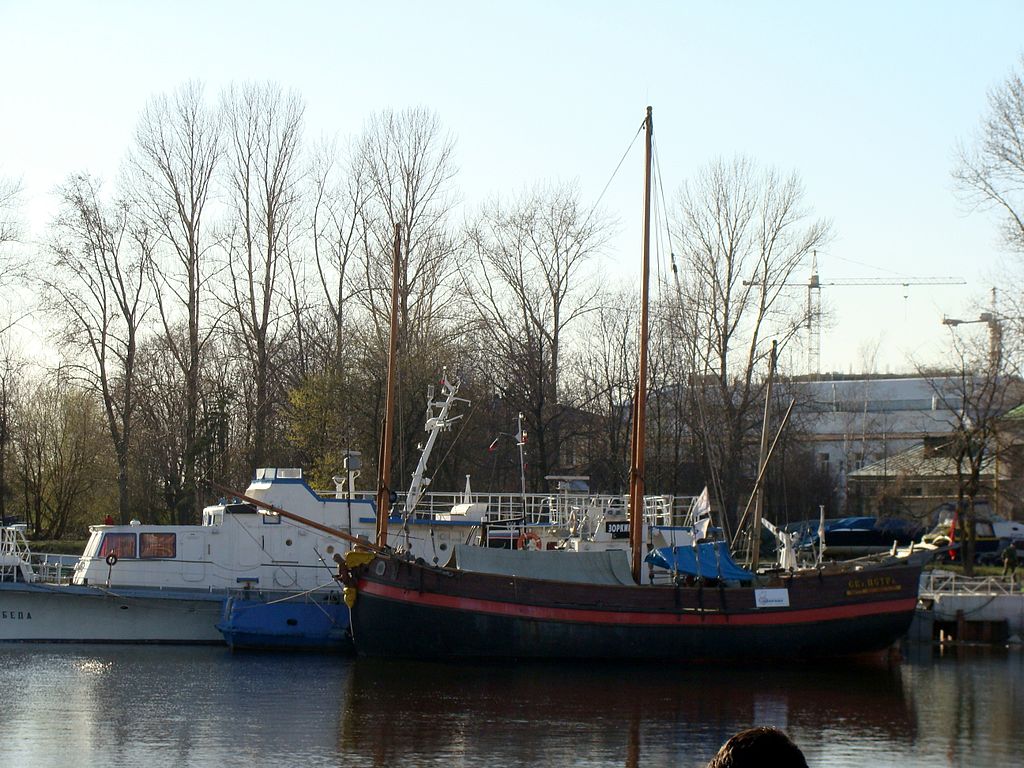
left=349, top=556, right=922, bottom=660
left=218, top=594, right=351, bottom=651
left=0, top=582, right=225, bottom=643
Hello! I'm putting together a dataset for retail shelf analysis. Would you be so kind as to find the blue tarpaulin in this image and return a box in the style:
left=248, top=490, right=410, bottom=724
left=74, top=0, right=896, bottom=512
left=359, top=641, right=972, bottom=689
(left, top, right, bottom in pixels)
left=645, top=541, right=754, bottom=582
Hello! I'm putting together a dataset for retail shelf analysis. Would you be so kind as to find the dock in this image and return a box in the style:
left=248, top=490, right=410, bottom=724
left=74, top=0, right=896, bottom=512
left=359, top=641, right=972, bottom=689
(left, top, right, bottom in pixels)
left=911, top=570, right=1024, bottom=645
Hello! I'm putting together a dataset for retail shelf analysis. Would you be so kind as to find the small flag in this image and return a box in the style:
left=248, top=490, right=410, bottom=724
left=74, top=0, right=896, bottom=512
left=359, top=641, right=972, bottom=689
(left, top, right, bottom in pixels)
left=691, top=486, right=711, bottom=520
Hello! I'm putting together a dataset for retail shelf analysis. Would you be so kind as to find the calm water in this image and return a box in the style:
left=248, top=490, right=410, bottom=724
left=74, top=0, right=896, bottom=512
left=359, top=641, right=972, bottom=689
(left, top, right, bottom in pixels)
left=0, top=643, right=1021, bottom=768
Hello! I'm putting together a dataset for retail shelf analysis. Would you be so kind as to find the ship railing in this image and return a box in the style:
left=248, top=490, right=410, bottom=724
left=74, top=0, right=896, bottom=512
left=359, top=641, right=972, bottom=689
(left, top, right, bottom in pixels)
left=27, top=553, right=80, bottom=584
left=1, top=527, right=76, bottom=584
left=1, top=526, right=32, bottom=583
left=315, top=487, right=695, bottom=530
left=393, top=490, right=690, bottom=529
left=920, top=571, right=1020, bottom=598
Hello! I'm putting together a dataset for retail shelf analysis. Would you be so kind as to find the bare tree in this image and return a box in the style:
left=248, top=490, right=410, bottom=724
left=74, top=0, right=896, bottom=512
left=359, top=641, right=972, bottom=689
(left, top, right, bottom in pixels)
left=357, top=107, right=460, bottom=349
left=356, top=107, right=462, bottom=482
left=954, top=55, right=1024, bottom=254
left=465, top=182, right=613, bottom=483
left=0, top=175, right=22, bottom=248
left=572, top=290, right=638, bottom=491
left=220, top=83, right=305, bottom=469
left=0, top=173, right=24, bottom=520
left=308, top=137, right=370, bottom=370
left=42, top=173, right=152, bottom=524
left=129, top=81, right=221, bottom=523
left=12, top=374, right=115, bottom=538
left=927, top=316, right=1022, bottom=574
left=671, top=157, right=831, bottom=534
left=0, top=342, right=24, bottom=523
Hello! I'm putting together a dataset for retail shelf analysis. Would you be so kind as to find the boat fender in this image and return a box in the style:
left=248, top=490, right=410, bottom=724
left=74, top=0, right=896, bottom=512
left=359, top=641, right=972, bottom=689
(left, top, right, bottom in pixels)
left=517, top=531, right=542, bottom=551
left=105, top=553, right=118, bottom=567
left=343, top=585, right=357, bottom=608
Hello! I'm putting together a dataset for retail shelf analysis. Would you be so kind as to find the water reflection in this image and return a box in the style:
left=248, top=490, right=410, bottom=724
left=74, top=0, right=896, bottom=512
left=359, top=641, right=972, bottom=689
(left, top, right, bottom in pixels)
left=0, top=644, right=1021, bottom=767
left=900, top=644, right=1024, bottom=767
left=338, top=657, right=914, bottom=767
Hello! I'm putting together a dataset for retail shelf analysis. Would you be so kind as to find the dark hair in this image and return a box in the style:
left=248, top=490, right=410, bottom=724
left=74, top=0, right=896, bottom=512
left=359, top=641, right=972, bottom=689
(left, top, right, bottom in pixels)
left=706, top=727, right=808, bottom=768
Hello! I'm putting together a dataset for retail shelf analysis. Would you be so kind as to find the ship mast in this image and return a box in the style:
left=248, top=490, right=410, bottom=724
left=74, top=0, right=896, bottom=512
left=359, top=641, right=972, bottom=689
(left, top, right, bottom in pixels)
left=750, top=339, right=777, bottom=571
left=628, top=107, right=653, bottom=584
left=376, top=223, right=401, bottom=548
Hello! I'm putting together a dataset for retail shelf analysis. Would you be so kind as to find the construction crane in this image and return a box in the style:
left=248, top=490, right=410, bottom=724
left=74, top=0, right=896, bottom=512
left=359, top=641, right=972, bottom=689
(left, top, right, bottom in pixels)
left=802, top=252, right=965, bottom=374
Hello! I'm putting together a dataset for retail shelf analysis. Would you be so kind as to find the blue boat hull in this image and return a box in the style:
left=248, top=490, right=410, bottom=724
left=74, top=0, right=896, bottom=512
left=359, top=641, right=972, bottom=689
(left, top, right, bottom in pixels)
left=217, top=594, right=352, bottom=652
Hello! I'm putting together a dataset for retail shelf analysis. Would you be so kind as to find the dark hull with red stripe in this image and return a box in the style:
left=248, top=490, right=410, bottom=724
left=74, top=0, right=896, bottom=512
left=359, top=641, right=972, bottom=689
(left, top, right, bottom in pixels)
left=349, top=556, right=922, bottom=660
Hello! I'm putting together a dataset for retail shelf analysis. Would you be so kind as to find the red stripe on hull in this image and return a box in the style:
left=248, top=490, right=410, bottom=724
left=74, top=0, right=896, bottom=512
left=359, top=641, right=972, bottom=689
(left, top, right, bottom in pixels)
left=357, top=579, right=917, bottom=627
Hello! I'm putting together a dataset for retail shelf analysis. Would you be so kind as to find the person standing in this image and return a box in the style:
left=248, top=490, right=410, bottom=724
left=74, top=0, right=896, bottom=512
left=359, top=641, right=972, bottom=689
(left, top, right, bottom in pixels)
left=1002, top=543, right=1019, bottom=578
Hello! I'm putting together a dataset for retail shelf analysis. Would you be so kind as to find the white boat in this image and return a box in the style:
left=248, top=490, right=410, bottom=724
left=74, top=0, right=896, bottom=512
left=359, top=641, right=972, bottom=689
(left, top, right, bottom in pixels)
left=0, top=484, right=377, bottom=643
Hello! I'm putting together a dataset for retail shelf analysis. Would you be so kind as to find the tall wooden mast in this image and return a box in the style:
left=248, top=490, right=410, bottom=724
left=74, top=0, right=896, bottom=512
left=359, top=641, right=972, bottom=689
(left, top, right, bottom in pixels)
left=375, top=223, right=401, bottom=548
left=750, top=339, right=777, bottom=571
left=628, top=107, right=653, bottom=584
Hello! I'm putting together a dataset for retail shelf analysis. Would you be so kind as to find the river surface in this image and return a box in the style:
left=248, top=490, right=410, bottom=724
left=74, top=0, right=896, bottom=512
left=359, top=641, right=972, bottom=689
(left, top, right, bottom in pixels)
left=0, top=642, right=1021, bottom=767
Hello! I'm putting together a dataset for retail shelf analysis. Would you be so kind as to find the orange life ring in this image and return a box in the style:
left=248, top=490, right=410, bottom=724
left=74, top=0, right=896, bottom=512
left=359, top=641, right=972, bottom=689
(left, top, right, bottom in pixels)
left=517, top=530, right=542, bottom=551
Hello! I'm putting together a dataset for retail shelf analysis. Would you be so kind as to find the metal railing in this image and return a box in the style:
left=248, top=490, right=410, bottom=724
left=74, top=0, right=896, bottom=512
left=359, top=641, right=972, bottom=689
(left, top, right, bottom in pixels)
left=344, top=488, right=694, bottom=530
left=920, top=570, right=1021, bottom=598
left=1, top=526, right=79, bottom=584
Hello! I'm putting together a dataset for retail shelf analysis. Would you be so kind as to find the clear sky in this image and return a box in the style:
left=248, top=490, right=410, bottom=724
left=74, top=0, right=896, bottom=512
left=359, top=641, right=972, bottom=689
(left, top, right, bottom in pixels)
left=1, top=0, right=1022, bottom=374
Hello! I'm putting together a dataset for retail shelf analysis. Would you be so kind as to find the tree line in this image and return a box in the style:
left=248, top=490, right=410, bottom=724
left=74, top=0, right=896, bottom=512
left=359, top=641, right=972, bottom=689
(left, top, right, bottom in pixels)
left=10, top=78, right=981, bottom=543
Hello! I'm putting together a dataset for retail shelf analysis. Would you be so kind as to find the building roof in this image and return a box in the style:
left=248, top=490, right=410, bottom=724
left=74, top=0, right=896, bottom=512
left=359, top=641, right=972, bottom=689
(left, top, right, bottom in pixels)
left=784, top=376, right=960, bottom=439
left=847, top=440, right=995, bottom=481
left=1001, top=402, right=1024, bottom=421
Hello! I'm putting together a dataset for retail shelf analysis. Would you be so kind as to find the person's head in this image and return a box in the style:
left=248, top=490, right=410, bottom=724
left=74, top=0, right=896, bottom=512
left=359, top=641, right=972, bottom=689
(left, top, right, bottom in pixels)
left=706, top=727, right=808, bottom=768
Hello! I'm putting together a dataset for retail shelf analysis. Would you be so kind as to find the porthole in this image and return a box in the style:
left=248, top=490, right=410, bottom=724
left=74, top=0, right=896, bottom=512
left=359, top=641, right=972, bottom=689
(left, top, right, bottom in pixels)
left=326, top=545, right=335, bottom=554
left=285, top=539, right=292, bottom=546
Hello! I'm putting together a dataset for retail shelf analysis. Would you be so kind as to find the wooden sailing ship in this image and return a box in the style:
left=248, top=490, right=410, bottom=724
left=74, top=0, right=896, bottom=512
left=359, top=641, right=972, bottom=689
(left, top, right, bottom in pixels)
left=341, top=108, right=926, bottom=660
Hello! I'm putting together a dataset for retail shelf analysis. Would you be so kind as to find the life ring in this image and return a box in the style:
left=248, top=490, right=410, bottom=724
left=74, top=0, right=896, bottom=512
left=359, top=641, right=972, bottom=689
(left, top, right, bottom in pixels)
left=517, top=531, right=542, bottom=551
left=105, top=553, right=118, bottom=567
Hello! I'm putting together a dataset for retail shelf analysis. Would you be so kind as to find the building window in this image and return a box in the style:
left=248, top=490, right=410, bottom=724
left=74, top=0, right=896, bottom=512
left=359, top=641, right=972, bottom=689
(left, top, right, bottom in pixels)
left=818, top=452, right=830, bottom=473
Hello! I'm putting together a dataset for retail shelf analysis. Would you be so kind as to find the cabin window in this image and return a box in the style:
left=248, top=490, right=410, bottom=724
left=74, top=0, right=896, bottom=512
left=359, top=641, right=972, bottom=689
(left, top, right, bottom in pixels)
left=262, top=513, right=281, bottom=525
left=976, top=522, right=995, bottom=538
left=140, top=533, right=176, bottom=559
left=100, top=533, right=137, bottom=559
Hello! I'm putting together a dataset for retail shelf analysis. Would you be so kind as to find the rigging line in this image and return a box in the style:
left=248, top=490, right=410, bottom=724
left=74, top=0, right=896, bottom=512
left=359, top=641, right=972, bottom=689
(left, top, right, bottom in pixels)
left=652, top=135, right=678, bottom=280
left=431, top=402, right=478, bottom=485
left=584, top=122, right=644, bottom=229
